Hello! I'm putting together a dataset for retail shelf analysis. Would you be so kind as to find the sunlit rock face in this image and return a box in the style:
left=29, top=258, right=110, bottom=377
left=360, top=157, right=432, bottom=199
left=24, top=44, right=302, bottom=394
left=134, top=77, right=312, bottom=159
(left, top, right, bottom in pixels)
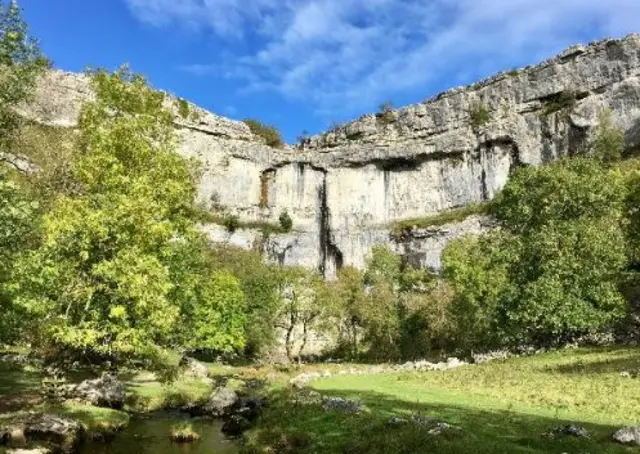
left=26, top=34, right=640, bottom=277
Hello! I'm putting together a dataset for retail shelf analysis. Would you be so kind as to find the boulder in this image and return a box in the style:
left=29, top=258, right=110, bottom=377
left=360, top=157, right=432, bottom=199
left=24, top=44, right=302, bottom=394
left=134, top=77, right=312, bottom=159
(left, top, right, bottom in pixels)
left=179, top=357, right=209, bottom=379
left=0, top=425, right=26, bottom=447
left=321, top=396, right=363, bottom=413
left=203, top=387, right=238, bottom=417
left=613, top=427, right=640, bottom=445
left=233, top=396, right=266, bottom=422
left=221, top=415, right=252, bottom=437
left=66, top=374, right=125, bottom=409
left=24, top=414, right=81, bottom=447
left=547, top=424, right=589, bottom=439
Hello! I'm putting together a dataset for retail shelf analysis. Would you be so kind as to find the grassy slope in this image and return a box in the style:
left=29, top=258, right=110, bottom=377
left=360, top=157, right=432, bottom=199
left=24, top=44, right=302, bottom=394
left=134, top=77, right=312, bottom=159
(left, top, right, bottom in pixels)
left=244, top=347, right=640, bottom=454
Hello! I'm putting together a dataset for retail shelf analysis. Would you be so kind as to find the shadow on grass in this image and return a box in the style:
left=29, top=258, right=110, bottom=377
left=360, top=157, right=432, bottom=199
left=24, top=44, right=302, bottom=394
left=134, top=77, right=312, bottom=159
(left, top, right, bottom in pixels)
left=244, top=388, right=636, bottom=454
left=545, top=348, right=640, bottom=376
left=0, top=362, right=43, bottom=413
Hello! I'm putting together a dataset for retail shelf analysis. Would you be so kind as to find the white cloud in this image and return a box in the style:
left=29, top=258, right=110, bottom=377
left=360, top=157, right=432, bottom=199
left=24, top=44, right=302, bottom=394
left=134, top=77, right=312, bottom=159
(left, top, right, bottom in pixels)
left=125, top=0, right=640, bottom=115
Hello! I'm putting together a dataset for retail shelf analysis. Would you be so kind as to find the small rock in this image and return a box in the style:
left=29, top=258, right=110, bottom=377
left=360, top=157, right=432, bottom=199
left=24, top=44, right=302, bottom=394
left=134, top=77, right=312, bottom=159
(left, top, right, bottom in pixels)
left=428, top=422, right=452, bottom=436
left=387, top=417, right=409, bottom=425
left=203, top=387, right=238, bottom=417
left=411, top=413, right=437, bottom=426
left=613, top=427, right=640, bottom=445
left=548, top=424, right=589, bottom=438
left=321, top=396, right=363, bottom=413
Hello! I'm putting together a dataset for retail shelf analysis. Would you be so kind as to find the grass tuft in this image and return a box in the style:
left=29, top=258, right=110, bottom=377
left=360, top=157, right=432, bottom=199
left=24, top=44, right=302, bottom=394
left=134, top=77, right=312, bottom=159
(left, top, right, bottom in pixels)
left=391, top=202, right=492, bottom=239
left=169, top=422, right=200, bottom=442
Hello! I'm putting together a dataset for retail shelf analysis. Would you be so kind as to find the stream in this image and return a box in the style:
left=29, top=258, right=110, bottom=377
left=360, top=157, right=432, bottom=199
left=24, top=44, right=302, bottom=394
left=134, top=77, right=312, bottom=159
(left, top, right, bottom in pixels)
left=79, top=412, right=239, bottom=454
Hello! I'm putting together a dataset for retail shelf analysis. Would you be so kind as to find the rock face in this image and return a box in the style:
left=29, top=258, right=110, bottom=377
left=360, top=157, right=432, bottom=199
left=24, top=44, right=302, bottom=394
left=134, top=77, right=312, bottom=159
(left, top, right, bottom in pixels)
left=23, top=34, right=640, bottom=277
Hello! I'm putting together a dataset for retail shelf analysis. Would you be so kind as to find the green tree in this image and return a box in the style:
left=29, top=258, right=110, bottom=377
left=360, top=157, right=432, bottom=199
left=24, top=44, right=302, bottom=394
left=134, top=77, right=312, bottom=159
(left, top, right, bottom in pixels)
left=10, top=68, right=245, bottom=366
left=273, top=267, right=327, bottom=362
left=279, top=210, right=293, bottom=232
left=445, top=157, right=628, bottom=348
left=207, top=245, right=282, bottom=358
left=443, top=232, right=518, bottom=350
left=0, top=168, right=37, bottom=342
left=334, top=267, right=366, bottom=358
left=0, top=0, right=49, bottom=161
left=593, top=109, right=624, bottom=164
left=188, top=271, right=246, bottom=352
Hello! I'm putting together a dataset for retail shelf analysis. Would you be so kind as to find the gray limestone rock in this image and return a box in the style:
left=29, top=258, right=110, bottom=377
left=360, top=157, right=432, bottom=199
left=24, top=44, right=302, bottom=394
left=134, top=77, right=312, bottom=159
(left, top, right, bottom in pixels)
left=65, top=374, right=125, bottom=409
left=21, top=34, right=640, bottom=281
left=203, top=387, right=238, bottom=417
left=613, top=427, right=640, bottom=445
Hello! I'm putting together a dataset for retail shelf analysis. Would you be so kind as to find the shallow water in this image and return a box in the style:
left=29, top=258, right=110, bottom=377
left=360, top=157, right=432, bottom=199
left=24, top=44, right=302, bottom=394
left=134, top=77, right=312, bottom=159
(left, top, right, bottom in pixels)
left=79, top=412, right=238, bottom=454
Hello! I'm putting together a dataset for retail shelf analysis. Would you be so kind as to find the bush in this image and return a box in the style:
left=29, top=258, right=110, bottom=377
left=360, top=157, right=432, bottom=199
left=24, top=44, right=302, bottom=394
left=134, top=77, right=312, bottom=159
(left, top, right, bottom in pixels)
left=469, top=102, right=490, bottom=127
left=593, top=109, right=624, bottom=163
left=224, top=215, right=240, bottom=233
left=444, top=157, right=629, bottom=350
left=376, top=101, right=395, bottom=125
left=542, top=91, right=576, bottom=116
left=279, top=210, right=293, bottom=232
left=243, top=119, right=284, bottom=149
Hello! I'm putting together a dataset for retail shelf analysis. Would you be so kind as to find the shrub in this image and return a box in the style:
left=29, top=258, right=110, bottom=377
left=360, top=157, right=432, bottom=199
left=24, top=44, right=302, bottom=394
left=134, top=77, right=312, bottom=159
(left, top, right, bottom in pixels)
left=176, top=98, right=190, bottom=119
left=542, top=90, right=576, bottom=116
left=376, top=101, right=395, bottom=125
left=593, top=109, right=624, bottom=163
left=224, top=215, right=240, bottom=233
left=279, top=210, right=293, bottom=232
left=169, top=423, right=200, bottom=442
left=243, top=118, right=284, bottom=149
left=469, top=102, right=490, bottom=127
left=444, top=157, right=629, bottom=350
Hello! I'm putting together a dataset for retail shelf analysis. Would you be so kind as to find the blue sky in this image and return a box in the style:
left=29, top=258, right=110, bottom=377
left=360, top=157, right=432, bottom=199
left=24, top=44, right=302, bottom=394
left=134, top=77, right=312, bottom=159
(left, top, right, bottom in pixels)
left=20, top=0, right=640, bottom=143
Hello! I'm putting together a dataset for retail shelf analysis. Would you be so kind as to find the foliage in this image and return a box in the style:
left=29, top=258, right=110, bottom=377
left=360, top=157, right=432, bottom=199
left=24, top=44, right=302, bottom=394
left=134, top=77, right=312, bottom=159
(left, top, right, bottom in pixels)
left=274, top=267, right=331, bottom=361
left=188, top=271, right=246, bottom=352
left=469, top=102, right=490, bottom=127
left=224, top=214, right=240, bottom=233
left=333, top=267, right=367, bottom=358
left=279, top=210, right=293, bottom=232
left=331, top=246, right=440, bottom=361
left=207, top=245, right=283, bottom=358
left=243, top=118, right=284, bottom=149
left=391, top=202, right=491, bottom=239
left=8, top=68, right=246, bottom=367
left=376, top=101, right=395, bottom=125
left=443, top=232, right=517, bottom=350
left=542, top=90, right=576, bottom=116
left=445, top=157, right=628, bottom=349
left=492, top=158, right=625, bottom=234
left=0, top=168, right=38, bottom=342
left=0, top=0, right=49, bottom=158
left=592, top=109, right=625, bottom=163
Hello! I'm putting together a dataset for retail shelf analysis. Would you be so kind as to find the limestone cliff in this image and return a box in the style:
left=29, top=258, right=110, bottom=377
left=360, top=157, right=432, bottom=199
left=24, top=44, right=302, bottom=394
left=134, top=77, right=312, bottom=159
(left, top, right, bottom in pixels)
left=23, top=34, right=640, bottom=277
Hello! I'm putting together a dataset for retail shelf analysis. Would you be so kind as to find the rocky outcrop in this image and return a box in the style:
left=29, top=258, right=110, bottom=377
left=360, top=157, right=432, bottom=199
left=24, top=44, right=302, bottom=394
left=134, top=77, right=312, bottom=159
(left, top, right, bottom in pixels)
left=64, top=374, right=125, bottom=409
left=22, top=34, right=640, bottom=277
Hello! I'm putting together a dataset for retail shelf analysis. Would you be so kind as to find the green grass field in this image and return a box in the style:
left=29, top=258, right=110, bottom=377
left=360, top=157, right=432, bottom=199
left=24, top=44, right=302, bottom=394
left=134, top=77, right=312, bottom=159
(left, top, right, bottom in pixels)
left=243, top=347, right=640, bottom=453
